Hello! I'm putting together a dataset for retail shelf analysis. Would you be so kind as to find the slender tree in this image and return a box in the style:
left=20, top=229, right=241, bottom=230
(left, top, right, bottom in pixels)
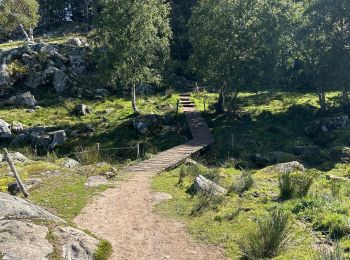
left=0, top=0, right=39, bottom=42
left=94, top=0, right=172, bottom=114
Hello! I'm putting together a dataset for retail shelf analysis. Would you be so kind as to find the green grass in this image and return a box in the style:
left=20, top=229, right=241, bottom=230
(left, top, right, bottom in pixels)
left=94, top=240, right=113, bottom=260
left=152, top=161, right=350, bottom=259
left=30, top=172, right=107, bottom=223
left=191, top=90, right=349, bottom=169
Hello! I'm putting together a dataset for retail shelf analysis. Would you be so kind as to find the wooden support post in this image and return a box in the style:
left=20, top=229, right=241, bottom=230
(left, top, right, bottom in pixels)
left=96, top=143, right=100, bottom=152
left=176, top=99, right=180, bottom=117
left=195, top=82, right=199, bottom=92
left=3, top=148, right=29, bottom=198
left=137, top=143, right=140, bottom=159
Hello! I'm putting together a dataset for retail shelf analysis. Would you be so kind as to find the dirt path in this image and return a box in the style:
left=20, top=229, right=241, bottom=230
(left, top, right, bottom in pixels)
left=74, top=174, right=225, bottom=259
left=75, top=92, right=225, bottom=259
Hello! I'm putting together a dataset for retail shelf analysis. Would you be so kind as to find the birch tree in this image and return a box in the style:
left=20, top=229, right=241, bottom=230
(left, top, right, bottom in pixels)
left=95, top=0, right=172, bottom=115
left=0, top=0, right=39, bottom=42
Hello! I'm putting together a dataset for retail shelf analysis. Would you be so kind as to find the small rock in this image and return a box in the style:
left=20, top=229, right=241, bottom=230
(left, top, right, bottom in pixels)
left=7, top=182, right=21, bottom=195
left=54, top=226, right=99, bottom=260
left=61, top=158, right=80, bottom=169
left=74, top=104, right=92, bottom=116
left=152, top=192, right=172, bottom=204
left=11, top=121, right=24, bottom=133
left=192, top=175, right=227, bottom=196
left=66, top=37, right=83, bottom=47
left=0, top=119, right=11, bottom=139
left=2, top=152, right=29, bottom=163
left=84, top=176, right=108, bottom=188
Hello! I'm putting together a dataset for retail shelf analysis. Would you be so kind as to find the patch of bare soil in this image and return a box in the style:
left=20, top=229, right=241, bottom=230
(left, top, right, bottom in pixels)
left=74, top=174, right=225, bottom=259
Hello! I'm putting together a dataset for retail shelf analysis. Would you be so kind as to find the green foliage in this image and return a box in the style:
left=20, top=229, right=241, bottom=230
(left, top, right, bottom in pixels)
left=314, top=213, right=350, bottom=239
left=74, top=145, right=101, bottom=165
left=279, top=172, right=313, bottom=199
left=94, top=0, right=172, bottom=88
left=238, top=207, right=295, bottom=259
left=230, top=170, right=254, bottom=195
left=0, top=0, right=39, bottom=32
left=94, top=240, right=113, bottom=260
left=318, top=243, right=345, bottom=260
left=191, top=191, right=225, bottom=217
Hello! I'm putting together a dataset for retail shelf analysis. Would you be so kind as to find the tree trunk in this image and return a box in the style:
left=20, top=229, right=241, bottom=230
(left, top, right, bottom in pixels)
left=318, top=88, right=327, bottom=111
left=29, top=27, right=34, bottom=42
left=19, top=24, right=31, bottom=42
left=228, top=87, right=240, bottom=112
left=342, top=87, right=349, bottom=104
left=216, top=87, right=225, bottom=114
left=132, top=83, right=140, bottom=115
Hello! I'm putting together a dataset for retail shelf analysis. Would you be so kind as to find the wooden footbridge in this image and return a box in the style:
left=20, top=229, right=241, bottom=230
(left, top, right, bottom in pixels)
left=124, top=92, right=214, bottom=175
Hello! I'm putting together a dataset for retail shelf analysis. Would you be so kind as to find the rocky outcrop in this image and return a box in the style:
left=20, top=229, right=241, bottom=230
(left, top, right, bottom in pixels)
left=0, top=192, right=102, bottom=260
left=0, top=220, right=53, bottom=260
left=0, top=151, right=29, bottom=163
left=0, top=192, right=64, bottom=222
left=54, top=226, right=99, bottom=260
left=192, top=175, right=227, bottom=196
left=305, top=115, right=350, bottom=137
left=0, top=41, right=90, bottom=96
left=262, top=161, right=305, bottom=174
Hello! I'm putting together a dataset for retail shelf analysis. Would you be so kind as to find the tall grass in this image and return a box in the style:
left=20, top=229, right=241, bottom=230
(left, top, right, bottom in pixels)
left=279, top=172, right=313, bottom=199
left=230, top=170, right=254, bottom=195
left=318, top=243, right=345, bottom=260
left=239, top=207, right=295, bottom=259
left=191, top=190, right=225, bottom=217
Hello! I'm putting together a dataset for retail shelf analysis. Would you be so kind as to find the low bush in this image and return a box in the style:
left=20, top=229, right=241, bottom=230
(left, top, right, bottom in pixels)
left=238, top=207, right=295, bottom=259
left=94, top=240, right=113, bottom=260
left=318, top=243, right=345, bottom=260
left=279, top=172, right=313, bottom=199
left=191, top=191, right=224, bottom=217
left=230, top=170, right=254, bottom=195
left=314, top=213, right=350, bottom=239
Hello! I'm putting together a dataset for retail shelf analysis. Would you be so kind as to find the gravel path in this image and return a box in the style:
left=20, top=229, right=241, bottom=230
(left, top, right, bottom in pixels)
left=74, top=174, right=225, bottom=259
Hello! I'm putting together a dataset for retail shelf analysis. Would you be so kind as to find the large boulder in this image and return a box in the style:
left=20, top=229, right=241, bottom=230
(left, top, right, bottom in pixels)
left=66, top=37, right=83, bottom=47
left=54, top=226, right=99, bottom=260
left=262, top=161, right=305, bottom=174
left=7, top=92, right=36, bottom=107
left=61, top=158, right=80, bottom=169
left=0, top=192, right=64, bottom=222
left=84, top=176, right=108, bottom=188
left=0, top=119, right=11, bottom=139
left=330, top=146, right=350, bottom=163
left=192, top=175, right=227, bottom=196
left=0, top=220, right=53, bottom=260
left=305, top=115, right=350, bottom=136
left=53, top=70, right=69, bottom=93
left=49, top=130, right=67, bottom=149
left=1, top=152, right=29, bottom=163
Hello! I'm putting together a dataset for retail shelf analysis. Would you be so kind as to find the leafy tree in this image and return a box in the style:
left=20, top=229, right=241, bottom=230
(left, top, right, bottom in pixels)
left=189, top=0, right=298, bottom=113
left=94, top=0, right=172, bottom=114
left=300, top=0, right=350, bottom=109
left=0, top=0, right=39, bottom=42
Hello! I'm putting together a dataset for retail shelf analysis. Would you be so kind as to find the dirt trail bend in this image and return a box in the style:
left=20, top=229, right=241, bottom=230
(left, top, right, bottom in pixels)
left=74, top=93, right=225, bottom=259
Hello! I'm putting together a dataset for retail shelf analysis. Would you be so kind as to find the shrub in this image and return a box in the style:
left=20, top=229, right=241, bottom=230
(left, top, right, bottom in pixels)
left=94, top=240, right=113, bottom=260
left=314, top=213, right=350, bottom=239
left=330, top=181, right=342, bottom=199
left=318, top=243, right=345, bottom=260
left=230, top=170, right=254, bottom=195
left=74, top=145, right=101, bottom=165
left=177, top=165, right=186, bottom=186
left=191, top=191, right=224, bottom=217
left=279, top=172, right=313, bottom=199
left=238, top=207, right=295, bottom=259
